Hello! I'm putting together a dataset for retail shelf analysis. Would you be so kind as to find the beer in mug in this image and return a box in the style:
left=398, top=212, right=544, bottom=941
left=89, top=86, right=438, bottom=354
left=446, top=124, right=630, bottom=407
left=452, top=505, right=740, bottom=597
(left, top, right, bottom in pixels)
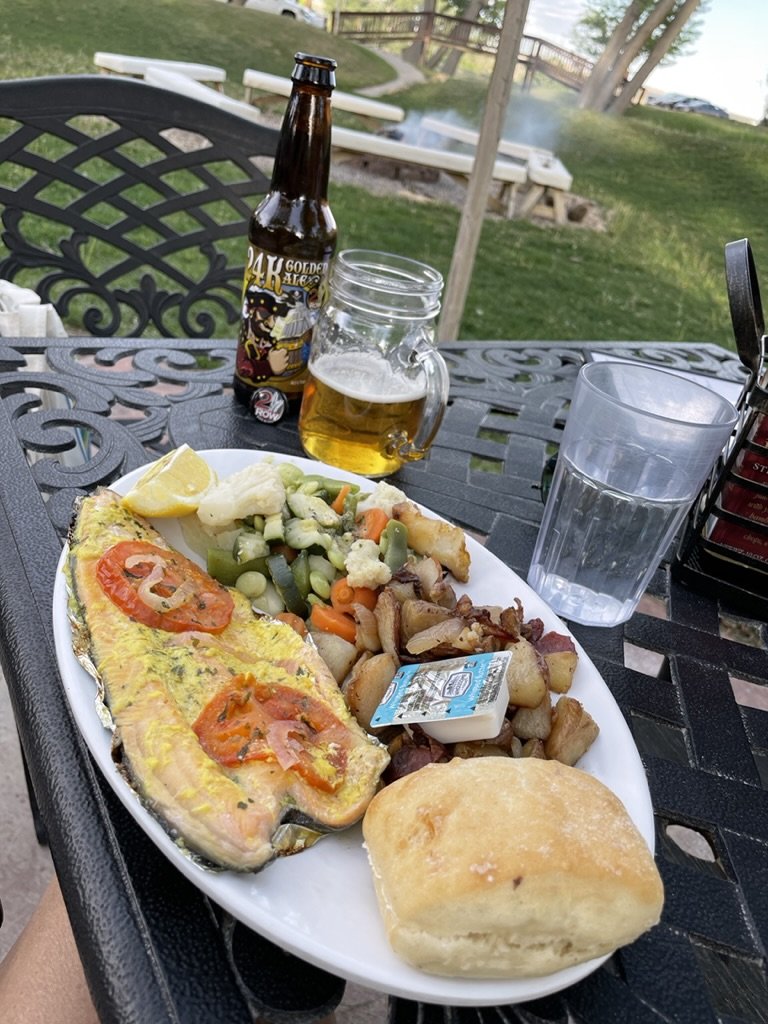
left=298, top=250, right=448, bottom=478
left=300, top=351, right=428, bottom=477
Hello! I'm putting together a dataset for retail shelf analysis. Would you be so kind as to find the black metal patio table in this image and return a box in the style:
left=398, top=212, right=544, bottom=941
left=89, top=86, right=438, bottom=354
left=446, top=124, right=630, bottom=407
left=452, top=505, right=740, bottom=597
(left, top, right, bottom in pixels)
left=0, top=335, right=766, bottom=1024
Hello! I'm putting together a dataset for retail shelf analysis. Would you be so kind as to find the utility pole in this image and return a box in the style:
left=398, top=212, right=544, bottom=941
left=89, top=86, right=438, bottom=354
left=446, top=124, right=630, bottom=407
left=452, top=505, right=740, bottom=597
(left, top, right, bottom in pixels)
left=438, top=0, right=531, bottom=342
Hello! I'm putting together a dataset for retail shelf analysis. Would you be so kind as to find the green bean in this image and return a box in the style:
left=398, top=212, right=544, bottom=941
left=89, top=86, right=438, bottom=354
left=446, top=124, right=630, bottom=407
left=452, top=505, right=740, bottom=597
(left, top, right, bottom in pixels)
left=380, top=519, right=409, bottom=571
left=302, top=474, right=360, bottom=499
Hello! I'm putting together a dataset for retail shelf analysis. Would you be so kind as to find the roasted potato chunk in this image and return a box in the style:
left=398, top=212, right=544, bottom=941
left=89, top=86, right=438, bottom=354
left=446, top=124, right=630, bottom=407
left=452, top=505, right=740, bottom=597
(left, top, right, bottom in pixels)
left=405, top=618, right=465, bottom=655
left=544, top=650, right=579, bottom=694
left=510, top=694, right=552, bottom=741
left=373, top=589, right=401, bottom=666
left=544, top=696, right=600, bottom=766
left=409, top=556, right=457, bottom=608
left=344, top=652, right=398, bottom=733
left=535, top=631, right=578, bottom=693
left=393, top=501, right=471, bottom=583
left=520, top=738, right=547, bottom=758
left=504, top=637, right=549, bottom=709
left=452, top=742, right=510, bottom=759
left=400, top=599, right=456, bottom=642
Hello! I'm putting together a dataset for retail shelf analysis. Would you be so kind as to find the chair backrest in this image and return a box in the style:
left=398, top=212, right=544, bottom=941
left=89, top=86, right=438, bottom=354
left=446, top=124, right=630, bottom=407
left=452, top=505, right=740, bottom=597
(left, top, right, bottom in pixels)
left=0, top=75, right=279, bottom=337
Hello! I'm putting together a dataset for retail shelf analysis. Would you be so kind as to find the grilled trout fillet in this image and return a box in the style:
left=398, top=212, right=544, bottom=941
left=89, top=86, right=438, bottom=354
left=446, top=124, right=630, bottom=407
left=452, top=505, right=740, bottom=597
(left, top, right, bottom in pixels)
left=65, top=489, right=389, bottom=871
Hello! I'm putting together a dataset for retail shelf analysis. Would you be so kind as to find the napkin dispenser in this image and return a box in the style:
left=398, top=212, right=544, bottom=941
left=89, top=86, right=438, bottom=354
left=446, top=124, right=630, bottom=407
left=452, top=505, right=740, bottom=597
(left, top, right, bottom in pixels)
left=675, top=238, right=768, bottom=615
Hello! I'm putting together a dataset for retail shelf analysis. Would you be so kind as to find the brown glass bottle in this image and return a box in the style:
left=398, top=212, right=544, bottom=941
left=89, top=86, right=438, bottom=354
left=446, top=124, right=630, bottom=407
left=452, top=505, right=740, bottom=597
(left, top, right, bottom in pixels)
left=234, top=53, right=337, bottom=412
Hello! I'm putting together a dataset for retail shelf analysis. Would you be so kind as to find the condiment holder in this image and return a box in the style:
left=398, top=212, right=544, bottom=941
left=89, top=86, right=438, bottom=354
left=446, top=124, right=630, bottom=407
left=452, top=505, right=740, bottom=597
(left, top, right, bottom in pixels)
left=674, top=238, right=768, bottom=614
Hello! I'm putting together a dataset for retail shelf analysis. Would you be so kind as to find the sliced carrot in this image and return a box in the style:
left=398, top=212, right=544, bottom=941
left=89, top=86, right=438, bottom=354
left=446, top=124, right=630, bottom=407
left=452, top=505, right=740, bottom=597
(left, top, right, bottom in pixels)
left=310, top=603, right=357, bottom=644
left=330, top=576, right=356, bottom=610
left=357, top=507, right=389, bottom=543
left=330, top=483, right=351, bottom=515
left=351, top=585, right=378, bottom=611
left=274, top=611, right=308, bottom=637
left=330, top=576, right=379, bottom=615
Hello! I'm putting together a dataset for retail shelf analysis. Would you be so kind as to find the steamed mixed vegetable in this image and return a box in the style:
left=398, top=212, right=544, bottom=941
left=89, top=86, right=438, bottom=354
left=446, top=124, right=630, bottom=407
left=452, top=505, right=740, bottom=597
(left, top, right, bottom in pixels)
left=180, top=460, right=433, bottom=642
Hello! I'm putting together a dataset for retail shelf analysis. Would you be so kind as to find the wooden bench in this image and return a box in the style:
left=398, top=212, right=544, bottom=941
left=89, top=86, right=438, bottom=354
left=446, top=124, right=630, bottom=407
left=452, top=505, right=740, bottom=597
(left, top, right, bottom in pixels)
left=120, top=70, right=525, bottom=220
left=330, top=126, right=527, bottom=218
left=143, top=67, right=263, bottom=123
left=418, top=116, right=573, bottom=223
left=94, top=51, right=227, bottom=89
left=242, top=68, right=405, bottom=129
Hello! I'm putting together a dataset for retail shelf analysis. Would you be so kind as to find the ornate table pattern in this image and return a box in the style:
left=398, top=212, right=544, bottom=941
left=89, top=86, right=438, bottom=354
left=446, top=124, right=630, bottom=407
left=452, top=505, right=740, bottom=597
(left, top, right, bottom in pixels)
left=0, top=336, right=765, bottom=1024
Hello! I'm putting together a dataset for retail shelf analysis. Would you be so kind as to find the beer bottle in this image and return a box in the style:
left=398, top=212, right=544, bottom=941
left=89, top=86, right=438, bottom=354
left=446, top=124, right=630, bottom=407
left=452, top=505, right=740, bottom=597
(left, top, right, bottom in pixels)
left=234, top=52, right=338, bottom=420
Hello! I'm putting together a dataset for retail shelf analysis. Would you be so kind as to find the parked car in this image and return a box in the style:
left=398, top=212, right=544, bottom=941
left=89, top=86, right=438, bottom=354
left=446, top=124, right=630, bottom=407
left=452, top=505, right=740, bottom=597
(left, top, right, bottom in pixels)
left=671, top=97, right=729, bottom=119
left=242, top=0, right=326, bottom=29
left=647, top=92, right=689, bottom=108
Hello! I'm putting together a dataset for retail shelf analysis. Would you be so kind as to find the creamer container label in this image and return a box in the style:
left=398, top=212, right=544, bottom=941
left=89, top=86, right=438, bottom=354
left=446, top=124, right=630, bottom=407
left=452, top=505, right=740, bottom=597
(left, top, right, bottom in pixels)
left=235, top=247, right=330, bottom=395
left=372, top=651, right=511, bottom=728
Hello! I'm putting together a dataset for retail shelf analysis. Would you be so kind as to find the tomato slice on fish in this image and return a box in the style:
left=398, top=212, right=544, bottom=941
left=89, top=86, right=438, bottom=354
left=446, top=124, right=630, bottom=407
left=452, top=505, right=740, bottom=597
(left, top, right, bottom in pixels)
left=194, top=673, right=348, bottom=793
left=97, top=540, right=234, bottom=633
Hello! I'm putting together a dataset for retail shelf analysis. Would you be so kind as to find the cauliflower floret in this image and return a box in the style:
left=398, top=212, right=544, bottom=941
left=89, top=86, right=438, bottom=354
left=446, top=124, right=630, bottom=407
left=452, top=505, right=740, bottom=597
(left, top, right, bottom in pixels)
left=356, top=481, right=409, bottom=518
left=196, top=463, right=286, bottom=527
left=345, top=539, right=392, bottom=590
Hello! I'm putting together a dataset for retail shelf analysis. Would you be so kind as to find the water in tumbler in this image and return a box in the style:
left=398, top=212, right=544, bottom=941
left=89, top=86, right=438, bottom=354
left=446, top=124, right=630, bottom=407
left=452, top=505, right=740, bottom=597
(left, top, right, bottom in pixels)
left=528, top=455, right=690, bottom=626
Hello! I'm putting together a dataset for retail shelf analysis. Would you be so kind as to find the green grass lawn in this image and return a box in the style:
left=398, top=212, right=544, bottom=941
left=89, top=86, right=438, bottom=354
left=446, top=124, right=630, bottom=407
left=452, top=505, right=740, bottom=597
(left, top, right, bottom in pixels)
left=2, top=0, right=392, bottom=91
left=3, top=0, right=768, bottom=349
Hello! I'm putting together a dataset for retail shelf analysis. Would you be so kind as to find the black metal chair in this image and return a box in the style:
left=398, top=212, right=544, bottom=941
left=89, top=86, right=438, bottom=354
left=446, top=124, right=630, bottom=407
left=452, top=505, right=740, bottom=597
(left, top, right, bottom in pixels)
left=0, top=75, right=278, bottom=337
left=0, top=73, right=279, bottom=844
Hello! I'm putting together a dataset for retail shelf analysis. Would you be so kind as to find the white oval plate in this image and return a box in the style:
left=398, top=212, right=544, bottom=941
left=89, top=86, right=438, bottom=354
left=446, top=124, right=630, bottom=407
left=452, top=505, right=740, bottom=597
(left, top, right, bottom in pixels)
left=52, top=448, right=655, bottom=1007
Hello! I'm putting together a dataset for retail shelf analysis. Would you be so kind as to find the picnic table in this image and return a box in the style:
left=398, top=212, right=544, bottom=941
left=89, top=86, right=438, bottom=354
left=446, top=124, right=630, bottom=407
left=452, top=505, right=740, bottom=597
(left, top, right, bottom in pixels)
left=0, top=335, right=765, bottom=1023
left=93, top=51, right=227, bottom=89
left=418, top=116, right=574, bottom=223
left=330, top=125, right=527, bottom=218
left=242, top=67, right=405, bottom=129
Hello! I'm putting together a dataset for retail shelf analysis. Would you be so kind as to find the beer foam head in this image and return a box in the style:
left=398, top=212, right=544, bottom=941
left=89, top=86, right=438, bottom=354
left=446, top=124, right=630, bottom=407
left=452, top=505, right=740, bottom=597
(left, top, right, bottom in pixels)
left=312, top=352, right=426, bottom=403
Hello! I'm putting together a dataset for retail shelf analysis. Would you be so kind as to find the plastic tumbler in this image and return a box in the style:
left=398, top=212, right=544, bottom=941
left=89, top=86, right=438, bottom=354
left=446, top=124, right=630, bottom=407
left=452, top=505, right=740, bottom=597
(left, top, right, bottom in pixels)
left=527, top=361, right=738, bottom=627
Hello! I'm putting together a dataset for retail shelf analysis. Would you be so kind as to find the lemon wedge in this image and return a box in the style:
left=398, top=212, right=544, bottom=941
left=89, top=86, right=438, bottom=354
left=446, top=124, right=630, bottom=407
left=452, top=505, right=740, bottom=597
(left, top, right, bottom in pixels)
left=121, top=445, right=217, bottom=517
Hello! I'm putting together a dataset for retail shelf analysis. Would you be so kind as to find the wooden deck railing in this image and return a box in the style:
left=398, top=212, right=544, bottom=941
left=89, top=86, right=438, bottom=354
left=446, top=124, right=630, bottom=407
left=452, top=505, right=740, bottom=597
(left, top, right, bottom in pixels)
left=333, top=12, right=594, bottom=91
left=518, top=35, right=594, bottom=88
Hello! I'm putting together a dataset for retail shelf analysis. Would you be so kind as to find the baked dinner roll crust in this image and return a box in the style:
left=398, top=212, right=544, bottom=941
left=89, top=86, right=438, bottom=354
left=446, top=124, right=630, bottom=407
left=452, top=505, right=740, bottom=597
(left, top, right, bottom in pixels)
left=362, top=757, right=664, bottom=978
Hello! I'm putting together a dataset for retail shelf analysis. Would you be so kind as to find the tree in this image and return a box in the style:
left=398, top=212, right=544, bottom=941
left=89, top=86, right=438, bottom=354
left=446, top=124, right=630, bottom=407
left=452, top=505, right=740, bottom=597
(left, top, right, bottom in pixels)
left=576, top=0, right=708, bottom=113
left=426, top=0, right=484, bottom=75
left=426, top=0, right=507, bottom=76
left=439, top=0, right=531, bottom=341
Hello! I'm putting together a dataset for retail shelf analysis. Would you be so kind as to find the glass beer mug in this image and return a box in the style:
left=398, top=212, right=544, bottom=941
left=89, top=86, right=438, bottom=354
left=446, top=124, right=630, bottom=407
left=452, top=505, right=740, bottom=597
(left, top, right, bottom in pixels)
left=298, top=249, right=449, bottom=477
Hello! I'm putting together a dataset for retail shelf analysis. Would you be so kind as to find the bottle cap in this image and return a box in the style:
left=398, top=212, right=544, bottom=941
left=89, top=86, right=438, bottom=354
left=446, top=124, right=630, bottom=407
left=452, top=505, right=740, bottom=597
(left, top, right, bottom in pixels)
left=249, top=387, right=288, bottom=424
left=293, top=53, right=337, bottom=88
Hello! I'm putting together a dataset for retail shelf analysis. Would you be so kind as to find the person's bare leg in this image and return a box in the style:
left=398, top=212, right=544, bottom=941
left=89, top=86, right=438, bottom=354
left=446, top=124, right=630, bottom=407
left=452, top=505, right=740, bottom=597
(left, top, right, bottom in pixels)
left=0, top=874, right=99, bottom=1024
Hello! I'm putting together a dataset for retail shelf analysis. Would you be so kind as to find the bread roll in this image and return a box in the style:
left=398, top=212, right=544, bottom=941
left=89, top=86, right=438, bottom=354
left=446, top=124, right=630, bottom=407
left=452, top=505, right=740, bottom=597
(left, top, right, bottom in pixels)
left=362, top=757, right=663, bottom=978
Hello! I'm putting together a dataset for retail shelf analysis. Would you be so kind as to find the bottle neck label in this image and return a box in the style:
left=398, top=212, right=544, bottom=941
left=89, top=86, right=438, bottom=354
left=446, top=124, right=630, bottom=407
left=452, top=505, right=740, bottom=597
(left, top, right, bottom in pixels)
left=235, top=245, right=331, bottom=396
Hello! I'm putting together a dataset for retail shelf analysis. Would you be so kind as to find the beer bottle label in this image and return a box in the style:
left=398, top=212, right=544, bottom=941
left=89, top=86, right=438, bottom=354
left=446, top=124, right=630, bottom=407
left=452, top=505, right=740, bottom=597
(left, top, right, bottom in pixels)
left=235, top=246, right=330, bottom=396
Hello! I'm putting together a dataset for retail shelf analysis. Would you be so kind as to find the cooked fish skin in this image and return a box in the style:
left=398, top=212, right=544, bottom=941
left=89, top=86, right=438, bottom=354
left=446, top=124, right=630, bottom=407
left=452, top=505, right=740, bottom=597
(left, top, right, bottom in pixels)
left=66, top=488, right=389, bottom=872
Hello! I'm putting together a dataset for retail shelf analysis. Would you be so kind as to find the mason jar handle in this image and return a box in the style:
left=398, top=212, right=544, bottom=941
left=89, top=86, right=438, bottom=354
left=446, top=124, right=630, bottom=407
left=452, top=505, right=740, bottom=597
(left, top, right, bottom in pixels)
left=388, top=335, right=449, bottom=462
